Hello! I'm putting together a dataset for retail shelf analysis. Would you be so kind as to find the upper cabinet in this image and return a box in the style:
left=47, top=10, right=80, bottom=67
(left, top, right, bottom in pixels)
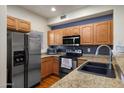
left=7, top=16, right=17, bottom=30
left=7, top=16, right=31, bottom=33
left=72, top=26, right=80, bottom=35
left=48, top=30, right=55, bottom=45
left=54, top=29, right=63, bottom=45
left=63, top=27, right=70, bottom=36
left=17, top=19, right=31, bottom=32
left=110, top=20, right=113, bottom=45
left=94, top=20, right=112, bottom=45
left=48, top=29, right=63, bottom=46
left=48, top=20, right=113, bottom=46
left=63, top=26, right=80, bottom=36
left=80, top=24, right=94, bottom=45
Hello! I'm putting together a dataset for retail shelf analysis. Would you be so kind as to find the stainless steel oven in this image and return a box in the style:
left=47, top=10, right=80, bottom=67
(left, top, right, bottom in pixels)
left=59, top=49, right=83, bottom=78
left=59, top=56, right=77, bottom=78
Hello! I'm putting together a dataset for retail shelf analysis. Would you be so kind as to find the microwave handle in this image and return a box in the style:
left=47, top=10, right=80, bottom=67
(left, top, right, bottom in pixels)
left=73, top=38, right=75, bottom=45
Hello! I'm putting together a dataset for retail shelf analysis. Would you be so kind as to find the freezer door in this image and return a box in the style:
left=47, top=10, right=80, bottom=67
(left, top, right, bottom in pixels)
left=7, top=31, right=25, bottom=88
left=12, top=32, right=25, bottom=51
left=12, top=32, right=25, bottom=88
left=28, top=54, right=41, bottom=87
left=28, top=32, right=42, bottom=54
left=12, top=65, right=24, bottom=88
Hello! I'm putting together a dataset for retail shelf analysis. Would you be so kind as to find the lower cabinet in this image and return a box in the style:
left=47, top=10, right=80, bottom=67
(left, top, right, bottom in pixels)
left=41, top=61, right=48, bottom=78
left=41, top=56, right=59, bottom=79
left=52, top=60, right=59, bottom=75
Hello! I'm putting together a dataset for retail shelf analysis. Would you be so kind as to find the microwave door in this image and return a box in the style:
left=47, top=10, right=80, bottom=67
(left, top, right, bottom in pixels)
left=68, top=39, right=73, bottom=45
left=63, top=38, right=73, bottom=45
left=75, top=37, right=80, bottom=45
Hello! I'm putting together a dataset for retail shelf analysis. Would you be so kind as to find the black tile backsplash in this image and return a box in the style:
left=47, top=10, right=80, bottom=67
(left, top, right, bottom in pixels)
left=49, top=45, right=113, bottom=55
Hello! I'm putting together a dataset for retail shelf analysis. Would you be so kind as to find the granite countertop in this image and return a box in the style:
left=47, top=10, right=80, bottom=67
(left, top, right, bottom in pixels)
left=41, top=53, right=64, bottom=58
left=115, top=54, right=124, bottom=74
left=41, top=54, right=60, bottom=58
left=50, top=55, right=124, bottom=88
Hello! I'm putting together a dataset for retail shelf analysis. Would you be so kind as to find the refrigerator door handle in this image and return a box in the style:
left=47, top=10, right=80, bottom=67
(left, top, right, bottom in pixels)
left=24, top=34, right=29, bottom=88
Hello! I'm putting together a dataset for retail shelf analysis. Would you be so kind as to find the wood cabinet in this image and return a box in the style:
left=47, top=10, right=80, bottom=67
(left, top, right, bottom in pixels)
left=48, top=31, right=55, bottom=45
left=72, top=26, right=80, bottom=35
left=80, top=24, right=94, bottom=44
left=41, top=57, right=52, bottom=78
left=63, top=27, right=70, bottom=36
left=41, top=56, right=59, bottom=79
left=54, top=29, right=63, bottom=45
left=94, top=20, right=112, bottom=45
left=48, top=29, right=63, bottom=45
left=7, top=16, right=31, bottom=33
left=110, top=20, right=113, bottom=44
left=63, top=26, right=80, bottom=36
left=17, top=19, right=31, bottom=32
left=41, top=61, right=48, bottom=78
left=48, top=20, right=113, bottom=45
left=52, top=57, right=59, bottom=75
left=7, top=16, right=17, bottom=30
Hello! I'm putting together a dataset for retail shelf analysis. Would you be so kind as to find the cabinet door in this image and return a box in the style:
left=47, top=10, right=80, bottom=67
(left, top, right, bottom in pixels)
left=52, top=57, right=59, bottom=75
left=54, top=29, right=63, bottom=45
left=80, top=24, right=94, bottom=44
left=63, top=26, right=79, bottom=36
left=71, top=26, right=80, bottom=35
left=48, top=31, right=55, bottom=45
left=41, top=57, right=54, bottom=78
left=18, top=19, right=31, bottom=32
left=41, top=61, right=52, bottom=78
left=7, top=16, right=17, bottom=30
left=41, top=61, right=47, bottom=78
left=63, top=27, right=70, bottom=36
left=52, top=61, right=59, bottom=75
left=94, top=21, right=111, bottom=44
left=47, top=58, right=53, bottom=75
left=110, top=20, right=113, bottom=44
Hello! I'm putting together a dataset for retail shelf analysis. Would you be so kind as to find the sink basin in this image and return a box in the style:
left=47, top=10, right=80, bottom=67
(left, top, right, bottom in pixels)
left=85, top=62, right=108, bottom=68
left=78, top=61, right=116, bottom=78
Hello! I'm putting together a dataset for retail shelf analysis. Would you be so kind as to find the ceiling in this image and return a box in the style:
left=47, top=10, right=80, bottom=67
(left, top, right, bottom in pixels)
left=20, top=5, right=88, bottom=18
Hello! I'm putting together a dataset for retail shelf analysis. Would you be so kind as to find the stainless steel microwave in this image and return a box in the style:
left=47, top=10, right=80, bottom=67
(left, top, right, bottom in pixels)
left=63, top=35, right=80, bottom=46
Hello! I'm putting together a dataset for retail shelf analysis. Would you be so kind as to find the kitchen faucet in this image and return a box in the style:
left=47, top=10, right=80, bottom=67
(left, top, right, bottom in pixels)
left=95, top=45, right=113, bottom=69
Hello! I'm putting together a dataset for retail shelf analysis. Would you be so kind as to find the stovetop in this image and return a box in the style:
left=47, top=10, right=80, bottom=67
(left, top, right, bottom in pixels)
left=59, top=49, right=83, bottom=60
left=59, top=54, right=82, bottom=60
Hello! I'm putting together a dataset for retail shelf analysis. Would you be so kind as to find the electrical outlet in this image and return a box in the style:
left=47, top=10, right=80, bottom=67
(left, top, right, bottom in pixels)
left=87, top=48, right=91, bottom=53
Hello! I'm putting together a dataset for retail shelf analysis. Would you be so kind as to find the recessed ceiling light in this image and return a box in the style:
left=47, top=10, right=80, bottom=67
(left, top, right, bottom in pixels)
left=51, top=7, right=56, bottom=12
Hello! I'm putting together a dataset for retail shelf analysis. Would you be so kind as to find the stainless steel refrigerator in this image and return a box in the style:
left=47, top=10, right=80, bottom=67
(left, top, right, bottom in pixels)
left=7, top=31, right=42, bottom=88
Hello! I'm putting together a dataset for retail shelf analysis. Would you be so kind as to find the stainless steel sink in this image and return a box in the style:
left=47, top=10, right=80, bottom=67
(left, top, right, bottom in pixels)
left=78, top=61, right=116, bottom=78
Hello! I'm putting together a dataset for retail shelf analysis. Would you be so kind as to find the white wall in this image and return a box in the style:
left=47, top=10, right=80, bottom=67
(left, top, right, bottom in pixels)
left=48, top=5, right=124, bottom=54
left=113, top=6, right=124, bottom=54
left=48, top=5, right=114, bottom=25
left=7, top=5, right=50, bottom=53
left=0, top=5, right=7, bottom=88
